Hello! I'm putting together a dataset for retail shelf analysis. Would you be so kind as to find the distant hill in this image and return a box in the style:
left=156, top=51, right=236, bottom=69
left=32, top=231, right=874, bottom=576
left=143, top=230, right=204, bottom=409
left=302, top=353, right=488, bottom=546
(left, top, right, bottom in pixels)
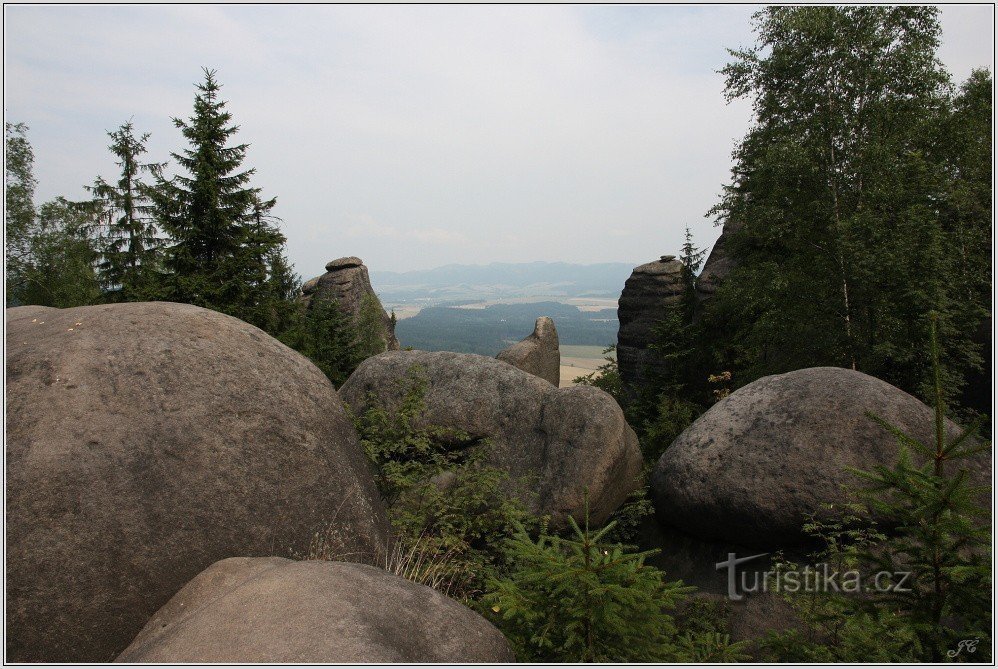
left=370, top=261, right=634, bottom=304
left=395, top=301, right=617, bottom=356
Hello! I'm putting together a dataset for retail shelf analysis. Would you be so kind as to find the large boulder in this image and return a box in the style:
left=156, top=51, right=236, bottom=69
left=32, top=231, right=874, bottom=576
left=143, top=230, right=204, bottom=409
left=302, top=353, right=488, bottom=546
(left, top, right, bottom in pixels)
left=652, top=366, right=989, bottom=548
left=340, top=350, right=642, bottom=526
left=617, top=255, right=685, bottom=392
left=302, top=256, right=400, bottom=351
left=116, top=557, right=514, bottom=663
left=496, top=316, right=560, bottom=386
left=6, top=302, right=391, bottom=662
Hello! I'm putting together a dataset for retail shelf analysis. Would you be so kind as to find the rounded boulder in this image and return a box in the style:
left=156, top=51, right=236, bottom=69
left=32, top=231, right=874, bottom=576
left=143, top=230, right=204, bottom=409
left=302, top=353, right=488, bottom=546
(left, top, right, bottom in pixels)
left=651, top=366, right=989, bottom=547
left=116, top=557, right=515, bottom=663
left=6, top=302, right=391, bottom=662
left=340, top=350, right=642, bottom=527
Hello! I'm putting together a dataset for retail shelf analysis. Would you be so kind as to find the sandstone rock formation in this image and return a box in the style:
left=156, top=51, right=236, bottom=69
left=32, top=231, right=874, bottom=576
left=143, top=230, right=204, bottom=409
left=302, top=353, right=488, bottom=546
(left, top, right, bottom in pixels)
left=652, top=366, right=989, bottom=548
left=695, top=219, right=742, bottom=302
left=616, top=255, right=685, bottom=391
left=496, top=316, right=560, bottom=386
left=340, top=350, right=642, bottom=526
left=302, top=256, right=399, bottom=350
left=6, top=302, right=391, bottom=662
left=116, top=557, right=514, bottom=663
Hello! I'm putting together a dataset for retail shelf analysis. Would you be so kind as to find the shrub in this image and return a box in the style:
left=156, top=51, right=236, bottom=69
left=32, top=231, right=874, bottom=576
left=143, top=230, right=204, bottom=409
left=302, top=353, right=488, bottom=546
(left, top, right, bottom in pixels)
left=572, top=345, right=622, bottom=399
left=349, top=364, right=534, bottom=598
left=483, top=510, right=692, bottom=662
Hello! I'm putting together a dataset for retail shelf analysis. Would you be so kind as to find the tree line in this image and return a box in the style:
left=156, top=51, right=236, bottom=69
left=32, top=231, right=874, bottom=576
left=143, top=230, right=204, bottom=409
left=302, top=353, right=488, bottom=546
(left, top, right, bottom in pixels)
left=5, top=68, right=381, bottom=384
left=623, top=6, right=991, bottom=457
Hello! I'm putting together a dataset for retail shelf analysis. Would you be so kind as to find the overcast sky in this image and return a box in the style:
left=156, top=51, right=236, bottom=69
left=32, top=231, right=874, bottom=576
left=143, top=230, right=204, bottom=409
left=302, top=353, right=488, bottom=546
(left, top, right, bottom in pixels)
left=4, top=5, right=994, bottom=275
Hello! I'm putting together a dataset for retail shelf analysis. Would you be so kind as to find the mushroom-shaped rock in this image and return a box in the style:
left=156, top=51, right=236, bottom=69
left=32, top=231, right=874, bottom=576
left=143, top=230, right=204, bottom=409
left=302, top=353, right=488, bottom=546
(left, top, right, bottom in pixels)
left=340, top=350, right=642, bottom=526
left=301, top=256, right=399, bottom=351
left=617, top=256, right=685, bottom=392
left=651, top=366, right=990, bottom=547
left=6, top=302, right=391, bottom=662
left=116, top=557, right=514, bottom=663
left=496, top=316, right=560, bottom=386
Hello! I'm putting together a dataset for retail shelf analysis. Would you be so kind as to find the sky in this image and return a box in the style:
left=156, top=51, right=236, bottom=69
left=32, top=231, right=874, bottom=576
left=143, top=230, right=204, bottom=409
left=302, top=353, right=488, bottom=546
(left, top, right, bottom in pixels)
left=4, top=5, right=994, bottom=275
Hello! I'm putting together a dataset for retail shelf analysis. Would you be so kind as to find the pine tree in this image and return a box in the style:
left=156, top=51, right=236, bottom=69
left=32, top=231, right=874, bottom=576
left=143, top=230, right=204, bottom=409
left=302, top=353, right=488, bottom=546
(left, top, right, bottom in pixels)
left=152, top=68, right=284, bottom=326
left=89, top=121, right=164, bottom=301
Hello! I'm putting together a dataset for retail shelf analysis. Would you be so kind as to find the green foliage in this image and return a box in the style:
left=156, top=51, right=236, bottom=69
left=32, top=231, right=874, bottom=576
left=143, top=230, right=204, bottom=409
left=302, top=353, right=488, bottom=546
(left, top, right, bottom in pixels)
left=627, top=291, right=708, bottom=462
left=257, top=246, right=301, bottom=336
left=483, top=513, right=692, bottom=662
left=700, top=6, right=991, bottom=414
left=759, top=508, right=919, bottom=662
left=355, top=293, right=389, bottom=359
left=89, top=120, right=164, bottom=301
left=677, top=632, right=752, bottom=663
left=638, top=393, right=702, bottom=463
left=151, top=68, right=288, bottom=330
left=350, top=365, right=532, bottom=598
left=679, top=223, right=706, bottom=317
left=279, top=298, right=361, bottom=387
left=762, top=314, right=991, bottom=662
left=572, top=345, right=622, bottom=399
left=600, top=482, right=654, bottom=546
left=5, top=121, right=36, bottom=306
left=850, top=313, right=991, bottom=661
left=14, top=197, right=103, bottom=308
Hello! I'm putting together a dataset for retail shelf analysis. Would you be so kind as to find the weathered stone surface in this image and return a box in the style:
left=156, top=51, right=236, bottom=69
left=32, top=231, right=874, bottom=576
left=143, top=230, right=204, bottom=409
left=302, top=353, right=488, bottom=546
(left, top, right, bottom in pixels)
left=302, top=256, right=399, bottom=351
left=696, top=219, right=742, bottom=302
left=652, top=366, right=989, bottom=547
left=496, top=316, right=560, bottom=386
left=116, top=558, right=513, bottom=663
left=6, top=302, right=391, bottom=663
left=617, top=256, right=685, bottom=391
left=340, top=350, right=642, bottom=526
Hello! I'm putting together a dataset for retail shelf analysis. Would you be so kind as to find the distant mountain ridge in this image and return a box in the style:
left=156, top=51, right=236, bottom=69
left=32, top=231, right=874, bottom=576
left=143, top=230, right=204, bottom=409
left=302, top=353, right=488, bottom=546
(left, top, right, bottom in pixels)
left=370, top=261, right=635, bottom=301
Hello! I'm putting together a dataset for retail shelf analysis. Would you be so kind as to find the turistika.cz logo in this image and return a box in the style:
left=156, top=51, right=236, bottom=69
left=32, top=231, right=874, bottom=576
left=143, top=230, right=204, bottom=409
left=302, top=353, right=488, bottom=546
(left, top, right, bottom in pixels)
left=716, top=552, right=913, bottom=601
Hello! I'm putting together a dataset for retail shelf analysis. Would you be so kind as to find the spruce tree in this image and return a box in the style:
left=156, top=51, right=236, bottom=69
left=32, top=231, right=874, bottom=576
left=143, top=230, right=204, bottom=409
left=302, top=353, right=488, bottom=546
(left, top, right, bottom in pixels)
left=484, top=510, right=694, bottom=662
left=89, top=121, right=164, bottom=301
left=678, top=224, right=705, bottom=316
left=853, top=313, right=991, bottom=661
left=152, top=68, right=284, bottom=326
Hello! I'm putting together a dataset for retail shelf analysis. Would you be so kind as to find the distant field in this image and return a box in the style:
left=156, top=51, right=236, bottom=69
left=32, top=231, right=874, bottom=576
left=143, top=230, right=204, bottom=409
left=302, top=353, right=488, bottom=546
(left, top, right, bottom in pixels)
left=560, top=344, right=614, bottom=386
left=560, top=344, right=613, bottom=360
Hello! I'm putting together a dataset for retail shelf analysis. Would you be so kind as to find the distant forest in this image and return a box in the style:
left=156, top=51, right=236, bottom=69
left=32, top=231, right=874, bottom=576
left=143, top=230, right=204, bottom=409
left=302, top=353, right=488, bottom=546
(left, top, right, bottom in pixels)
left=395, top=301, right=617, bottom=355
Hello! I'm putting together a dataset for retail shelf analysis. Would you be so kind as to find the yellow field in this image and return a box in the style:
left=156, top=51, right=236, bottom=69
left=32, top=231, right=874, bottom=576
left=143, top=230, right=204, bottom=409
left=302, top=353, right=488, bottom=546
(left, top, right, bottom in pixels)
left=559, top=345, right=614, bottom=386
